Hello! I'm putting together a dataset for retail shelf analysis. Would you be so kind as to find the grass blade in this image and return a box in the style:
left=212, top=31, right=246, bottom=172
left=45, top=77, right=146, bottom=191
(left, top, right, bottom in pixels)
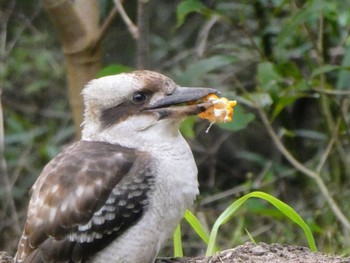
left=206, top=191, right=317, bottom=256
left=184, top=210, right=210, bottom=245
left=173, top=223, right=183, bottom=257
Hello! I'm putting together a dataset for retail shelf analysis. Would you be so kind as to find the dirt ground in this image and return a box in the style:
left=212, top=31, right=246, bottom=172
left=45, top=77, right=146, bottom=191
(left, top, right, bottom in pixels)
left=1, top=242, right=349, bottom=262
left=155, top=242, right=350, bottom=263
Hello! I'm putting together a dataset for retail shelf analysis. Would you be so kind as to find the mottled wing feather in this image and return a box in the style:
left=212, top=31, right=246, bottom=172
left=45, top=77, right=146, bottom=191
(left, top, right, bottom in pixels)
left=15, top=141, right=153, bottom=263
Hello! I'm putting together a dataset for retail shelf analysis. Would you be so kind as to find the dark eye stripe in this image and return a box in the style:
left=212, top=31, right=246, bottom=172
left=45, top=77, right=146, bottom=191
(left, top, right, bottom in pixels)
left=100, top=90, right=153, bottom=129
left=100, top=102, right=140, bottom=129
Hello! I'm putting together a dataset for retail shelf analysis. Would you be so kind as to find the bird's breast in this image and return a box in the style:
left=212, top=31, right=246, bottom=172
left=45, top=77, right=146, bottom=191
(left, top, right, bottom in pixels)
left=147, top=140, right=199, bottom=241
left=89, top=138, right=199, bottom=263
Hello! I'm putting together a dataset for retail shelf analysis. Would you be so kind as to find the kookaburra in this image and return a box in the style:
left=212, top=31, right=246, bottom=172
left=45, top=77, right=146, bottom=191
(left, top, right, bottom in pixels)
left=14, top=70, right=218, bottom=263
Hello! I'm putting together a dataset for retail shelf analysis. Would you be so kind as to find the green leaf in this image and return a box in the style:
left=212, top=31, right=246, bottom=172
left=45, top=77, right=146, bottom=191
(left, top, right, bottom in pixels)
left=277, top=7, right=313, bottom=48
left=276, top=61, right=303, bottom=80
left=176, top=0, right=207, bottom=27
left=206, top=191, right=317, bottom=256
left=180, top=55, right=238, bottom=85
left=271, top=93, right=310, bottom=120
left=277, top=1, right=336, bottom=48
left=257, top=62, right=283, bottom=93
left=337, top=46, right=350, bottom=90
left=173, top=224, right=183, bottom=257
left=311, top=65, right=350, bottom=78
left=97, top=64, right=134, bottom=78
left=174, top=210, right=213, bottom=257
left=218, top=105, right=255, bottom=132
left=247, top=92, right=273, bottom=108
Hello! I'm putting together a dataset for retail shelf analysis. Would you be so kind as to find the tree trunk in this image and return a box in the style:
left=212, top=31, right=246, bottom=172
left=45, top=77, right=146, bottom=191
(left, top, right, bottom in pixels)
left=42, top=0, right=102, bottom=137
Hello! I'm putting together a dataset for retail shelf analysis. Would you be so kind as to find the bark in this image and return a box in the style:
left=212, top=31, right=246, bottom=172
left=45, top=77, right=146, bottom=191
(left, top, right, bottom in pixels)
left=42, top=0, right=102, bottom=137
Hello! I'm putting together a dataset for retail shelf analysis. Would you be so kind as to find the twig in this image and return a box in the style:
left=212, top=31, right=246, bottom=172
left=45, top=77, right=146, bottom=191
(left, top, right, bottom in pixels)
left=340, top=98, right=350, bottom=135
left=92, top=6, right=120, bottom=52
left=0, top=1, right=15, bottom=53
left=242, top=23, right=266, bottom=60
left=333, top=99, right=350, bottom=175
left=136, top=0, right=150, bottom=69
left=315, top=118, right=339, bottom=174
left=312, top=87, right=350, bottom=96
left=113, top=0, right=139, bottom=39
left=314, top=9, right=350, bottom=179
left=3, top=3, right=41, bottom=58
left=257, top=107, right=350, bottom=230
left=336, top=99, right=350, bottom=175
left=317, top=13, right=324, bottom=62
left=257, top=109, right=316, bottom=179
left=200, top=161, right=301, bottom=206
left=195, top=15, right=219, bottom=58
left=200, top=184, right=249, bottom=206
left=291, top=0, right=322, bottom=62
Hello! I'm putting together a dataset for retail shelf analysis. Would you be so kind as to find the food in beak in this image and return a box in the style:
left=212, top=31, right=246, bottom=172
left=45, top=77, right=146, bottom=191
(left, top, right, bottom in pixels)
left=196, top=94, right=237, bottom=123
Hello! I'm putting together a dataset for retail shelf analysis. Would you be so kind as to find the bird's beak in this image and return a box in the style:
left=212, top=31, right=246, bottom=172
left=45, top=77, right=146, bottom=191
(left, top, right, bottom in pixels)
left=146, top=87, right=220, bottom=119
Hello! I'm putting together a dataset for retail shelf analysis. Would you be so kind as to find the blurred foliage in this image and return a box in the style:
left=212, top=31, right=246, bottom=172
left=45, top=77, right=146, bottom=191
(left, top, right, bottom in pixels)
left=0, top=0, right=74, bottom=251
left=1, top=0, right=350, bottom=258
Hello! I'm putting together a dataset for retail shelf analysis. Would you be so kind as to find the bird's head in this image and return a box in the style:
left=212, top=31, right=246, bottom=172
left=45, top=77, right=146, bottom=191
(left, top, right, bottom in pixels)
left=81, top=70, right=218, bottom=147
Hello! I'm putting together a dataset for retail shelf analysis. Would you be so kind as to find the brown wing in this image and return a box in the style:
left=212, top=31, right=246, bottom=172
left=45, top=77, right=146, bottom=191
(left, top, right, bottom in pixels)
left=15, top=141, right=154, bottom=263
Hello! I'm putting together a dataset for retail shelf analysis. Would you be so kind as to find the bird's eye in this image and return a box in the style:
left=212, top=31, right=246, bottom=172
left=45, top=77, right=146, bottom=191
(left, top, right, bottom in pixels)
left=132, top=92, right=148, bottom=104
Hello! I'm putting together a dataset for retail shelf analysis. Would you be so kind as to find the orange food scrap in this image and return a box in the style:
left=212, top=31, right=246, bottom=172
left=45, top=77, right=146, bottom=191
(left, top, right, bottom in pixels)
left=198, top=94, right=237, bottom=123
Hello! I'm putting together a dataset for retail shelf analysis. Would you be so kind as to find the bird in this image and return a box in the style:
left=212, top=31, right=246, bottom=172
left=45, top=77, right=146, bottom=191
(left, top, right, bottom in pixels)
left=14, top=70, right=218, bottom=263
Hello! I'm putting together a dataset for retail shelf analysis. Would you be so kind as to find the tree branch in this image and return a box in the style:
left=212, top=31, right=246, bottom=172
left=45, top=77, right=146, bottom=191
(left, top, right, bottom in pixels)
left=113, top=0, right=139, bottom=39
left=136, top=0, right=150, bottom=69
left=92, top=6, right=120, bottom=51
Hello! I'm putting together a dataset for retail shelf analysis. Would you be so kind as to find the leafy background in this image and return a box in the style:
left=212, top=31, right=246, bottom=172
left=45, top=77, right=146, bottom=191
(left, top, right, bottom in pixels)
left=1, top=0, right=350, bottom=257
